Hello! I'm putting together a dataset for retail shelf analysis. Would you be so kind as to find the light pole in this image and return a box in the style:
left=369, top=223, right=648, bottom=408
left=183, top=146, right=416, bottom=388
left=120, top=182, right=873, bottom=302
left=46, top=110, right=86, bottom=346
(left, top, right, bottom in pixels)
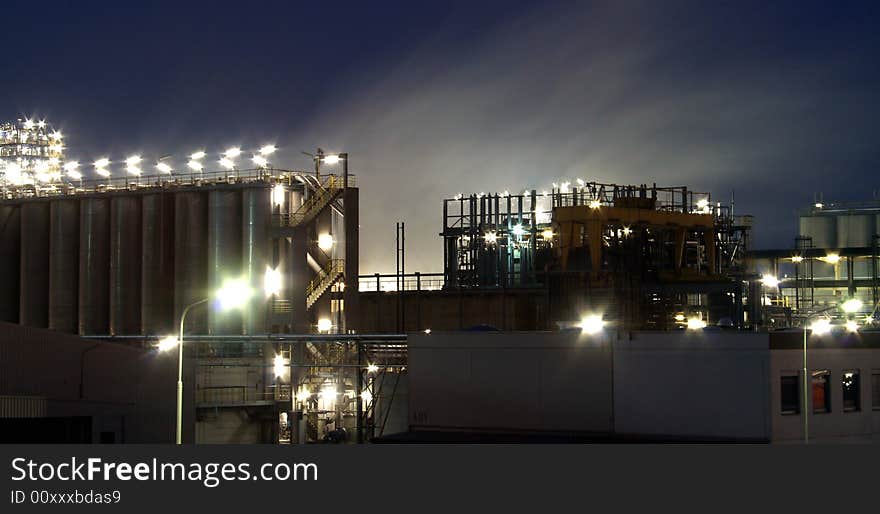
left=161, top=277, right=255, bottom=444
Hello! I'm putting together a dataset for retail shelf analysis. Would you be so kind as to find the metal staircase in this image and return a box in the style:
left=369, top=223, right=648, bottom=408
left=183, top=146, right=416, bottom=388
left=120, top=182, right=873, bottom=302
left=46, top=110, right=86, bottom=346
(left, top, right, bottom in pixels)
left=282, top=175, right=346, bottom=227
left=306, top=259, right=345, bottom=308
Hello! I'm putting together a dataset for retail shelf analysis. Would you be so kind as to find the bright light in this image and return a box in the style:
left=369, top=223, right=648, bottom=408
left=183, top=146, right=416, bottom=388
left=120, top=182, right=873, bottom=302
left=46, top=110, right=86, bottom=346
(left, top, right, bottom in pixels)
left=512, top=224, right=525, bottom=237
left=424, top=328, right=432, bottom=334
left=126, top=165, right=142, bottom=176
left=187, top=160, right=203, bottom=172
left=252, top=155, right=268, bottom=167
left=686, top=317, right=707, bottom=330
left=322, top=154, right=340, bottom=165
left=845, top=320, right=859, bottom=333
left=157, top=336, right=179, bottom=352
left=190, top=151, right=206, bottom=160
left=318, top=233, right=334, bottom=251
left=264, top=266, right=282, bottom=296
left=125, top=155, right=141, bottom=167
left=271, top=184, right=285, bottom=206
left=814, top=203, right=824, bottom=209
left=674, top=313, right=686, bottom=322
left=219, top=157, right=235, bottom=169
left=760, top=274, right=779, bottom=288
left=23, top=119, right=34, bottom=129
left=589, top=199, right=602, bottom=209
left=823, top=253, right=840, bottom=264
left=224, top=147, right=241, bottom=158
left=841, top=298, right=863, bottom=313
left=273, top=354, right=286, bottom=378
left=484, top=231, right=497, bottom=244
left=48, top=157, right=60, bottom=166
left=360, top=390, right=373, bottom=403
left=541, top=229, right=554, bottom=240
left=96, top=168, right=111, bottom=178
left=809, top=318, right=831, bottom=335
left=696, top=199, right=709, bottom=209
left=317, top=318, right=333, bottom=333
left=580, top=315, right=605, bottom=334
left=259, top=145, right=277, bottom=156
left=577, top=178, right=585, bottom=186
left=66, top=170, right=82, bottom=180
left=94, top=158, right=110, bottom=168
left=367, top=364, right=379, bottom=373
left=216, top=278, right=253, bottom=311
left=791, top=255, right=804, bottom=263
left=622, top=226, right=632, bottom=237
left=156, top=162, right=172, bottom=174
left=62, top=161, right=79, bottom=172
left=319, top=386, right=337, bottom=401
left=51, top=131, right=63, bottom=140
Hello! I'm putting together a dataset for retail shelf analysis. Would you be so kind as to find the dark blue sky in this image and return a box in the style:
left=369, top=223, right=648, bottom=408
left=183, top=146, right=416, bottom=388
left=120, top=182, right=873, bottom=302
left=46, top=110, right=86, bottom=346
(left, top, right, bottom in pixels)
left=4, top=0, right=880, bottom=272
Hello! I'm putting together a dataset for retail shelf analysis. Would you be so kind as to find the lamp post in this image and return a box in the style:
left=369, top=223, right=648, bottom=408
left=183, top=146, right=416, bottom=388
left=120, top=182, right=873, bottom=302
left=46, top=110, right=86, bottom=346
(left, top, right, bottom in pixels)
left=800, top=297, right=862, bottom=444
left=162, top=277, right=255, bottom=444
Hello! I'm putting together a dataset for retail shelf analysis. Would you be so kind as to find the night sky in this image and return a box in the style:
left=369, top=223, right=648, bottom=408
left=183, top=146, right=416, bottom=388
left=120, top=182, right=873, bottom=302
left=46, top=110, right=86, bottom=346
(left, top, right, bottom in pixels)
left=4, top=0, right=880, bottom=273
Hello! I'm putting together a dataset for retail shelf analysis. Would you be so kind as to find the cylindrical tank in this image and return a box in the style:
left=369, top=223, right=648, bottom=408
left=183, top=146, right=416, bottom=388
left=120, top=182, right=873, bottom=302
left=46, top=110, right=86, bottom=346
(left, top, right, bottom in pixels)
left=78, top=197, right=110, bottom=335
left=799, top=215, right=836, bottom=249
left=19, top=202, right=50, bottom=327
left=109, top=195, right=142, bottom=335
left=174, top=191, right=208, bottom=335
left=0, top=205, right=21, bottom=322
left=48, top=199, right=80, bottom=333
left=141, top=193, right=175, bottom=335
left=242, top=187, right=270, bottom=334
left=208, top=189, right=242, bottom=334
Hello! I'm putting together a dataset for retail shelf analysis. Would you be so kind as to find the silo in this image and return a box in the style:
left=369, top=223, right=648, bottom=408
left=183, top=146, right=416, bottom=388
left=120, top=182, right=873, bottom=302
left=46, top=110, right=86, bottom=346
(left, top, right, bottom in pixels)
left=242, top=187, right=270, bottom=334
left=109, top=195, right=142, bottom=335
left=19, top=201, right=50, bottom=327
left=207, top=189, right=242, bottom=334
left=836, top=213, right=874, bottom=248
left=78, top=197, right=110, bottom=335
left=799, top=214, right=836, bottom=248
left=174, top=191, right=208, bottom=335
left=48, top=199, right=80, bottom=333
left=141, top=193, right=175, bottom=335
left=0, top=205, right=21, bottom=322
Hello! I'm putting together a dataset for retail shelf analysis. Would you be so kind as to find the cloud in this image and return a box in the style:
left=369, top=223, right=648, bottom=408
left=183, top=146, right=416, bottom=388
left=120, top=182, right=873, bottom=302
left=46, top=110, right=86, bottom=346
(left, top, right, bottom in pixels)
left=296, top=1, right=880, bottom=273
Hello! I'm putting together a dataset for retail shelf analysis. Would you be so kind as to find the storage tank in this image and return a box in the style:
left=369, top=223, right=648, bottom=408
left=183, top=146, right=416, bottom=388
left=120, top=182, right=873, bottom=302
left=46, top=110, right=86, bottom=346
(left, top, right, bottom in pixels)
left=141, top=193, right=175, bottom=335
left=174, top=191, right=208, bottom=335
left=242, top=187, right=270, bottom=334
left=78, top=197, right=110, bottom=335
left=799, top=214, right=836, bottom=249
left=0, top=205, right=20, bottom=322
left=109, top=195, right=142, bottom=335
left=48, top=199, right=79, bottom=333
left=207, top=189, right=242, bottom=335
left=19, top=202, right=50, bottom=327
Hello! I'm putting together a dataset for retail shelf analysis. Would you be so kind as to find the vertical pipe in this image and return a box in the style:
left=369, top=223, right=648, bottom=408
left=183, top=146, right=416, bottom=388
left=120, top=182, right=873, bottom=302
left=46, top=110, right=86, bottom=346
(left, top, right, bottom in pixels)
left=48, top=199, right=79, bottom=333
left=20, top=202, right=50, bottom=327
left=174, top=191, right=208, bottom=335
left=78, top=198, right=110, bottom=335
left=243, top=187, right=270, bottom=334
left=141, top=193, right=175, bottom=335
left=207, top=189, right=242, bottom=335
left=0, top=205, right=21, bottom=322
left=109, top=195, right=142, bottom=335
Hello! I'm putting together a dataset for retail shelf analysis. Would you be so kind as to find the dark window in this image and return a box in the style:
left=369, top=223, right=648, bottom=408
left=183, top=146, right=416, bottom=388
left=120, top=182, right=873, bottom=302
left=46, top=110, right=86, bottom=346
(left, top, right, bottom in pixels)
left=780, top=375, right=800, bottom=415
left=842, top=371, right=860, bottom=412
left=812, top=370, right=831, bottom=413
left=872, top=371, right=880, bottom=410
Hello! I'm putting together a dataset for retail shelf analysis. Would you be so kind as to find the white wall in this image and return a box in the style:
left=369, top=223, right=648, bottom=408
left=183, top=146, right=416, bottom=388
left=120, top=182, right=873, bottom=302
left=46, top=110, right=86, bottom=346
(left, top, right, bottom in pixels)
left=613, top=332, right=771, bottom=440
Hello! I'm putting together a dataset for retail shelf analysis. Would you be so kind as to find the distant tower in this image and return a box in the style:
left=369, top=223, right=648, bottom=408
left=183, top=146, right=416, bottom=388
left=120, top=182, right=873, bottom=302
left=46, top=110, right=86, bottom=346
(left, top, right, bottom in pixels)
left=0, top=116, right=65, bottom=187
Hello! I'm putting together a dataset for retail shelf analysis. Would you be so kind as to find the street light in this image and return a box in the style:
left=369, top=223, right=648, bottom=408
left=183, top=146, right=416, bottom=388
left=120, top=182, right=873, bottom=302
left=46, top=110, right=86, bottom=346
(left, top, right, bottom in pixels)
left=164, top=277, right=254, bottom=444
left=580, top=315, right=605, bottom=335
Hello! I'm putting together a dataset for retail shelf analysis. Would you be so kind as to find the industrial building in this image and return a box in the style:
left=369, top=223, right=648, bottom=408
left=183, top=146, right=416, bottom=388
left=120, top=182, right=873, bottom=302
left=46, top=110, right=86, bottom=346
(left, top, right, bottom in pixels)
left=1, top=115, right=878, bottom=443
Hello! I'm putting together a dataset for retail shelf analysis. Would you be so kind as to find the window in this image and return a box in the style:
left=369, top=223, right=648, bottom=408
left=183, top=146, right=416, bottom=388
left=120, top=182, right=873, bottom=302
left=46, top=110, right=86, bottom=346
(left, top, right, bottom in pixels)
left=780, top=374, right=800, bottom=415
left=812, top=370, right=831, bottom=413
left=841, top=371, right=860, bottom=412
left=872, top=370, right=880, bottom=411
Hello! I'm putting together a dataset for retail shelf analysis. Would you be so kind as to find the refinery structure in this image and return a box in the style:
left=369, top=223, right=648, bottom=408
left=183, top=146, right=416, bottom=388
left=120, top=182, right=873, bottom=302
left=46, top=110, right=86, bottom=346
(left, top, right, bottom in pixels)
left=1, top=115, right=879, bottom=444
